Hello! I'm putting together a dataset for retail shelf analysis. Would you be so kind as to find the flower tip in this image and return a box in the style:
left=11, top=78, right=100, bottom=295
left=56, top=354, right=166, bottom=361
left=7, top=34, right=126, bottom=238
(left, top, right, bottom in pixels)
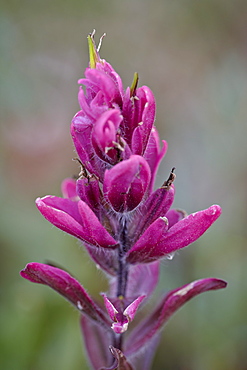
left=130, top=72, right=139, bottom=97
left=111, top=322, right=129, bottom=334
left=35, top=196, right=48, bottom=209
left=208, top=204, right=222, bottom=218
left=216, top=278, right=228, bottom=289
left=87, top=30, right=100, bottom=69
left=35, top=197, right=44, bottom=210
left=35, top=195, right=53, bottom=206
left=19, top=266, right=26, bottom=277
left=19, top=262, right=35, bottom=281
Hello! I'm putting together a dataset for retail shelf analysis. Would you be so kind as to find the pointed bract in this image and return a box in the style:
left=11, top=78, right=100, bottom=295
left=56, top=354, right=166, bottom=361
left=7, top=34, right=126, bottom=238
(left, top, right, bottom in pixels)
left=103, top=294, right=145, bottom=334
left=127, top=205, right=222, bottom=264
left=20, top=263, right=111, bottom=327
left=131, top=86, right=156, bottom=156
left=104, top=155, right=151, bottom=212
left=144, top=129, right=168, bottom=191
left=76, top=177, right=102, bottom=215
left=36, top=196, right=118, bottom=249
left=124, top=278, right=227, bottom=356
left=129, top=184, right=174, bottom=244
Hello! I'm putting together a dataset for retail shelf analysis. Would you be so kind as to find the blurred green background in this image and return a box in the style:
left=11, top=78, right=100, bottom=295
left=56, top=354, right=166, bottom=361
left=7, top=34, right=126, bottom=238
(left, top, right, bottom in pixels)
left=1, top=0, right=247, bottom=369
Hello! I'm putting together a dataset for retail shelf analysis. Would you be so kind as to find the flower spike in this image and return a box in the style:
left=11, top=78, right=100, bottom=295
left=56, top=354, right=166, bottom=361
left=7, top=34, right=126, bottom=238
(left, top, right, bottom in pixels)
left=21, top=32, right=227, bottom=370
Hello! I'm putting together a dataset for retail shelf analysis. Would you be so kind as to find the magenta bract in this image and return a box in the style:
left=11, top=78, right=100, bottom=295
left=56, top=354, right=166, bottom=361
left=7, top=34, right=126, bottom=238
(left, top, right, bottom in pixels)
left=20, top=31, right=227, bottom=370
left=124, top=278, right=227, bottom=357
left=103, top=294, right=146, bottom=334
left=126, top=204, right=222, bottom=264
left=103, top=155, right=151, bottom=212
left=20, top=262, right=111, bottom=327
left=36, top=196, right=118, bottom=249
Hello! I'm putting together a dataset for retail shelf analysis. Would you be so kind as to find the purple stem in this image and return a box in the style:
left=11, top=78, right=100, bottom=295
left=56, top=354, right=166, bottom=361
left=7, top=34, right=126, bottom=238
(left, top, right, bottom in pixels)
left=117, top=218, right=129, bottom=298
left=115, top=217, right=129, bottom=351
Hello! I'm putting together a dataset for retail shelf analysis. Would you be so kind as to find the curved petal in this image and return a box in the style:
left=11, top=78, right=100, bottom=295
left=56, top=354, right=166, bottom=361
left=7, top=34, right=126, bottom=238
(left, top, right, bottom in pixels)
left=36, top=196, right=118, bottom=249
left=36, top=196, right=87, bottom=240
left=129, top=184, right=174, bottom=243
left=76, top=177, right=102, bottom=215
left=131, top=86, right=156, bottom=156
left=78, top=86, right=96, bottom=119
left=166, top=208, right=187, bottom=229
left=70, top=116, right=94, bottom=173
left=71, top=117, right=106, bottom=180
left=144, top=127, right=168, bottom=191
left=127, top=217, right=169, bottom=264
left=124, top=278, right=227, bottom=356
left=82, top=67, right=121, bottom=105
left=127, top=205, right=221, bottom=264
left=20, top=263, right=111, bottom=327
left=102, top=294, right=146, bottom=334
left=61, top=178, right=78, bottom=201
left=77, top=200, right=118, bottom=248
left=92, top=109, right=123, bottom=163
left=123, top=295, right=146, bottom=321
left=104, top=155, right=151, bottom=212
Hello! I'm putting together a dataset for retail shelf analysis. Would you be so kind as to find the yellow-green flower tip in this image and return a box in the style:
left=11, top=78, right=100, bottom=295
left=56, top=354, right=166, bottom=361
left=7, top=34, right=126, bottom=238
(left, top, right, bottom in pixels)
left=87, top=31, right=99, bottom=69
left=130, top=72, right=139, bottom=97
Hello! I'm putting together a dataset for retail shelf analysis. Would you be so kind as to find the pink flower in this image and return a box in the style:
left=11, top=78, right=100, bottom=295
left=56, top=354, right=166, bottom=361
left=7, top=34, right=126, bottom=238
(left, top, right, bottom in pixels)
left=21, top=31, right=227, bottom=370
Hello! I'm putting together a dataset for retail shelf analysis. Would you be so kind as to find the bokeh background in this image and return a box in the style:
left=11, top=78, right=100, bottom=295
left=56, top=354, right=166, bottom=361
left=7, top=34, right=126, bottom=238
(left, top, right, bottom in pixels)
left=1, top=0, right=247, bottom=369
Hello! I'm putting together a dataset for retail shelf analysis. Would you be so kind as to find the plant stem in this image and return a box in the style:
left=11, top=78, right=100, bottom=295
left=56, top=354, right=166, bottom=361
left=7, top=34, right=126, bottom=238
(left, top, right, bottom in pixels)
left=115, top=217, right=129, bottom=351
left=117, top=218, right=129, bottom=297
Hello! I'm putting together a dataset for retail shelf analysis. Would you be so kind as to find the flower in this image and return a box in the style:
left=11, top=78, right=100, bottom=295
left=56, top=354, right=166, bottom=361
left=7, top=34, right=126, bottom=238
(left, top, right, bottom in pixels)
left=20, top=31, right=227, bottom=370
